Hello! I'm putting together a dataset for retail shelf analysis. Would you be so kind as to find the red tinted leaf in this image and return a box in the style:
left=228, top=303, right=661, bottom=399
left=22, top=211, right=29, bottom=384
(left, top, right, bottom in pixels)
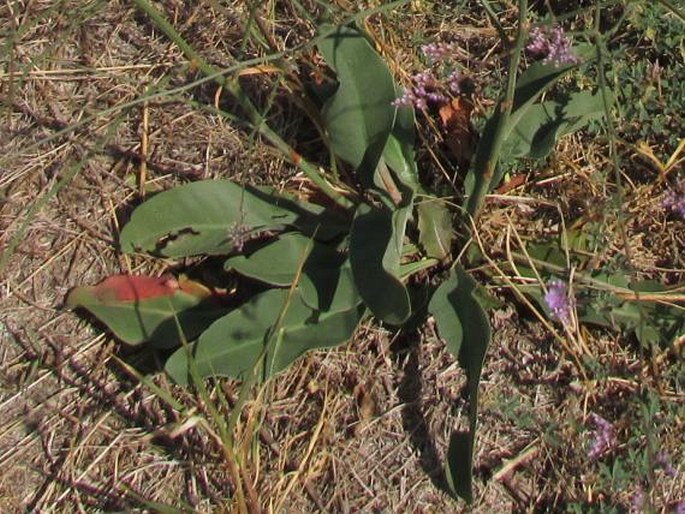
left=67, top=274, right=226, bottom=347
left=92, top=274, right=181, bottom=303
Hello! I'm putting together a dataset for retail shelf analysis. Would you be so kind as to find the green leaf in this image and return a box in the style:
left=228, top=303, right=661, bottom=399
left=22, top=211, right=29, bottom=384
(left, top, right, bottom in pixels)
left=120, top=180, right=347, bottom=258
left=502, top=100, right=565, bottom=159
left=349, top=203, right=411, bottom=325
left=428, top=267, right=491, bottom=502
left=382, top=100, right=420, bottom=191
left=463, top=105, right=501, bottom=217
left=502, top=90, right=612, bottom=159
left=465, top=48, right=593, bottom=215
left=66, top=275, right=228, bottom=348
left=300, top=253, right=361, bottom=313
left=224, top=232, right=314, bottom=286
left=510, top=59, right=579, bottom=114
left=416, top=198, right=453, bottom=260
left=165, top=288, right=363, bottom=385
left=225, top=232, right=361, bottom=312
left=427, top=273, right=464, bottom=356
left=445, top=432, right=473, bottom=503
left=562, top=88, right=612, bottom=132
left=318, top=24, right=397, bottom=188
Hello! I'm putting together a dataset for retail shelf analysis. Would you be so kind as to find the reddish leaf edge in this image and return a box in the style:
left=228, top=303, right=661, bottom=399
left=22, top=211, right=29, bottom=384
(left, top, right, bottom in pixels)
left=67, top=274, right=218, bottom=305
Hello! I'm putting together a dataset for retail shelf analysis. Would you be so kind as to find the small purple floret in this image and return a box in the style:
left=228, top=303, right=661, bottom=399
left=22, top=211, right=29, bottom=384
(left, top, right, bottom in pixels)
left=630, top=488, right=645, bottom=514
left=656, top=452, right=677, bottom=478
left=447, top=70, right=462, bottom=94
left=663, top=179, right=685, bottom=219
left=392, top=70, right=448, bottom=110
left=544, top=279, right=574, bottom=327
left=527, top=25, right=581, bottom=67
left=587, top=412, right=615, bottom=459
left=421, top=42, right=456, bottom=63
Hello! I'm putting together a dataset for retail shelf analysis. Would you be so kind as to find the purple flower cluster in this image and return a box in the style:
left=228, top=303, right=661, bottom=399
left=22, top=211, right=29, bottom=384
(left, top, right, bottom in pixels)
left=656, top=452, right=677, bottom=478
left=587, top=413, right=615, bottom=460
left=392, top=41, right=463, bottom=110
left=392, top=70, right=448, bottom=109
left=631, top=488, right=645, bottom=514
left=663, top=179, right=685, bottom=219
left=421, top=42, right=456, bottom=63
left=447, top=70, right=462, bottom=94
left=544, top=279, right=574, bottom=327
left=527, top=25, right=581, bottom=67
left=226, top=222, right=254, bottom=252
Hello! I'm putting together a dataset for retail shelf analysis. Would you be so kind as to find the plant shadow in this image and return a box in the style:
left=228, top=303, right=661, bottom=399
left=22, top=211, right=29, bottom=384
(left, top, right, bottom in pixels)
left=392, top=331, right=451, bottom=496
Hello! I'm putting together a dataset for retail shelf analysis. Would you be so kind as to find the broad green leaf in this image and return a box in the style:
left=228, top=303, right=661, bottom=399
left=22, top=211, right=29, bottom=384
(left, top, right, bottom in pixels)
left=120, top=180, right=347, bottom=258
left=300, top=254, right=361, bottom=313
left=417, top=198, right=453, bottom=260
left=562, top=88, right=612, bottom=133
left=67, top=275, right=229, bottom=348
left=445, top=432, right=474, bottom=503
left=350, top=203, right=411, bottom=325
left=428, top=267, right=491, bottom=501
left=225, top=232, right=361, bottom=312
left=165, top=288, right=363, bottom=385
left=502, top=90, right=611, bottom=159
left=382, top=100, right=420, bottom=192
left=510, top=43, right=593, bottom=114
left=318, top=25, right=396, bottom=188
left=428, top=272, right=464, bottom=356
left=502, top=100, right=565, bottom=159
left=224, top=232, right=314, bottom=286
left=510, top=58, right=579, bottom=114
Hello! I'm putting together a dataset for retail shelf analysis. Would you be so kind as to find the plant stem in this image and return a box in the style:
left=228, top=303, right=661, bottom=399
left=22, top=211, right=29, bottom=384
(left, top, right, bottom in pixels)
left=467, top=0, right=528, bottom=219
left=479, top=0, right=509, bottom=46
left=656, top=0, right=685, bottom=22
left=131, top=0, right=355, bottom=210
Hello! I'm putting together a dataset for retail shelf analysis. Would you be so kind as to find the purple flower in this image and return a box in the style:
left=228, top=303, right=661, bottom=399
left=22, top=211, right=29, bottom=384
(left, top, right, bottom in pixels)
left=587, top=413, right=615, bottom=460
left=226, top=222, right=254, bottom=252
left=447, top=70, right=462, bottom=94
left=527, top=25, right=581, bottom=67
left=392, top=70, right=448, bottom=109
left=656, top=452, right=677, bottom=478
left=663, top=180, right=685, bottom=219
left=631, top=488, right=645, bottom=514
left=674, top=501, right=685, bottom=514
left=544, top=279, right=574, bottom=327
left=421, top=42, right=456, bottom=63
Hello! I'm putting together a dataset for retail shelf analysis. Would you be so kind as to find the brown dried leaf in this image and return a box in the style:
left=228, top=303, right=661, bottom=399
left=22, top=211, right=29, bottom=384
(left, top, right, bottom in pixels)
left=439, top=97, right=477, bottom=164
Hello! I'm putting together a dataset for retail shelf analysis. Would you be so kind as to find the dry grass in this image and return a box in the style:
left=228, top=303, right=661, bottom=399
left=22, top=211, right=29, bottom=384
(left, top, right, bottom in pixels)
left=1, top=1, right=683, bottom=513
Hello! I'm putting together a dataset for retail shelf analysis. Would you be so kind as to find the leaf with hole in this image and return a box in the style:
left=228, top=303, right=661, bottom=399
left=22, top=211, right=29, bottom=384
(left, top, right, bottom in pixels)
left=120, top=180, right=347, bottom=258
